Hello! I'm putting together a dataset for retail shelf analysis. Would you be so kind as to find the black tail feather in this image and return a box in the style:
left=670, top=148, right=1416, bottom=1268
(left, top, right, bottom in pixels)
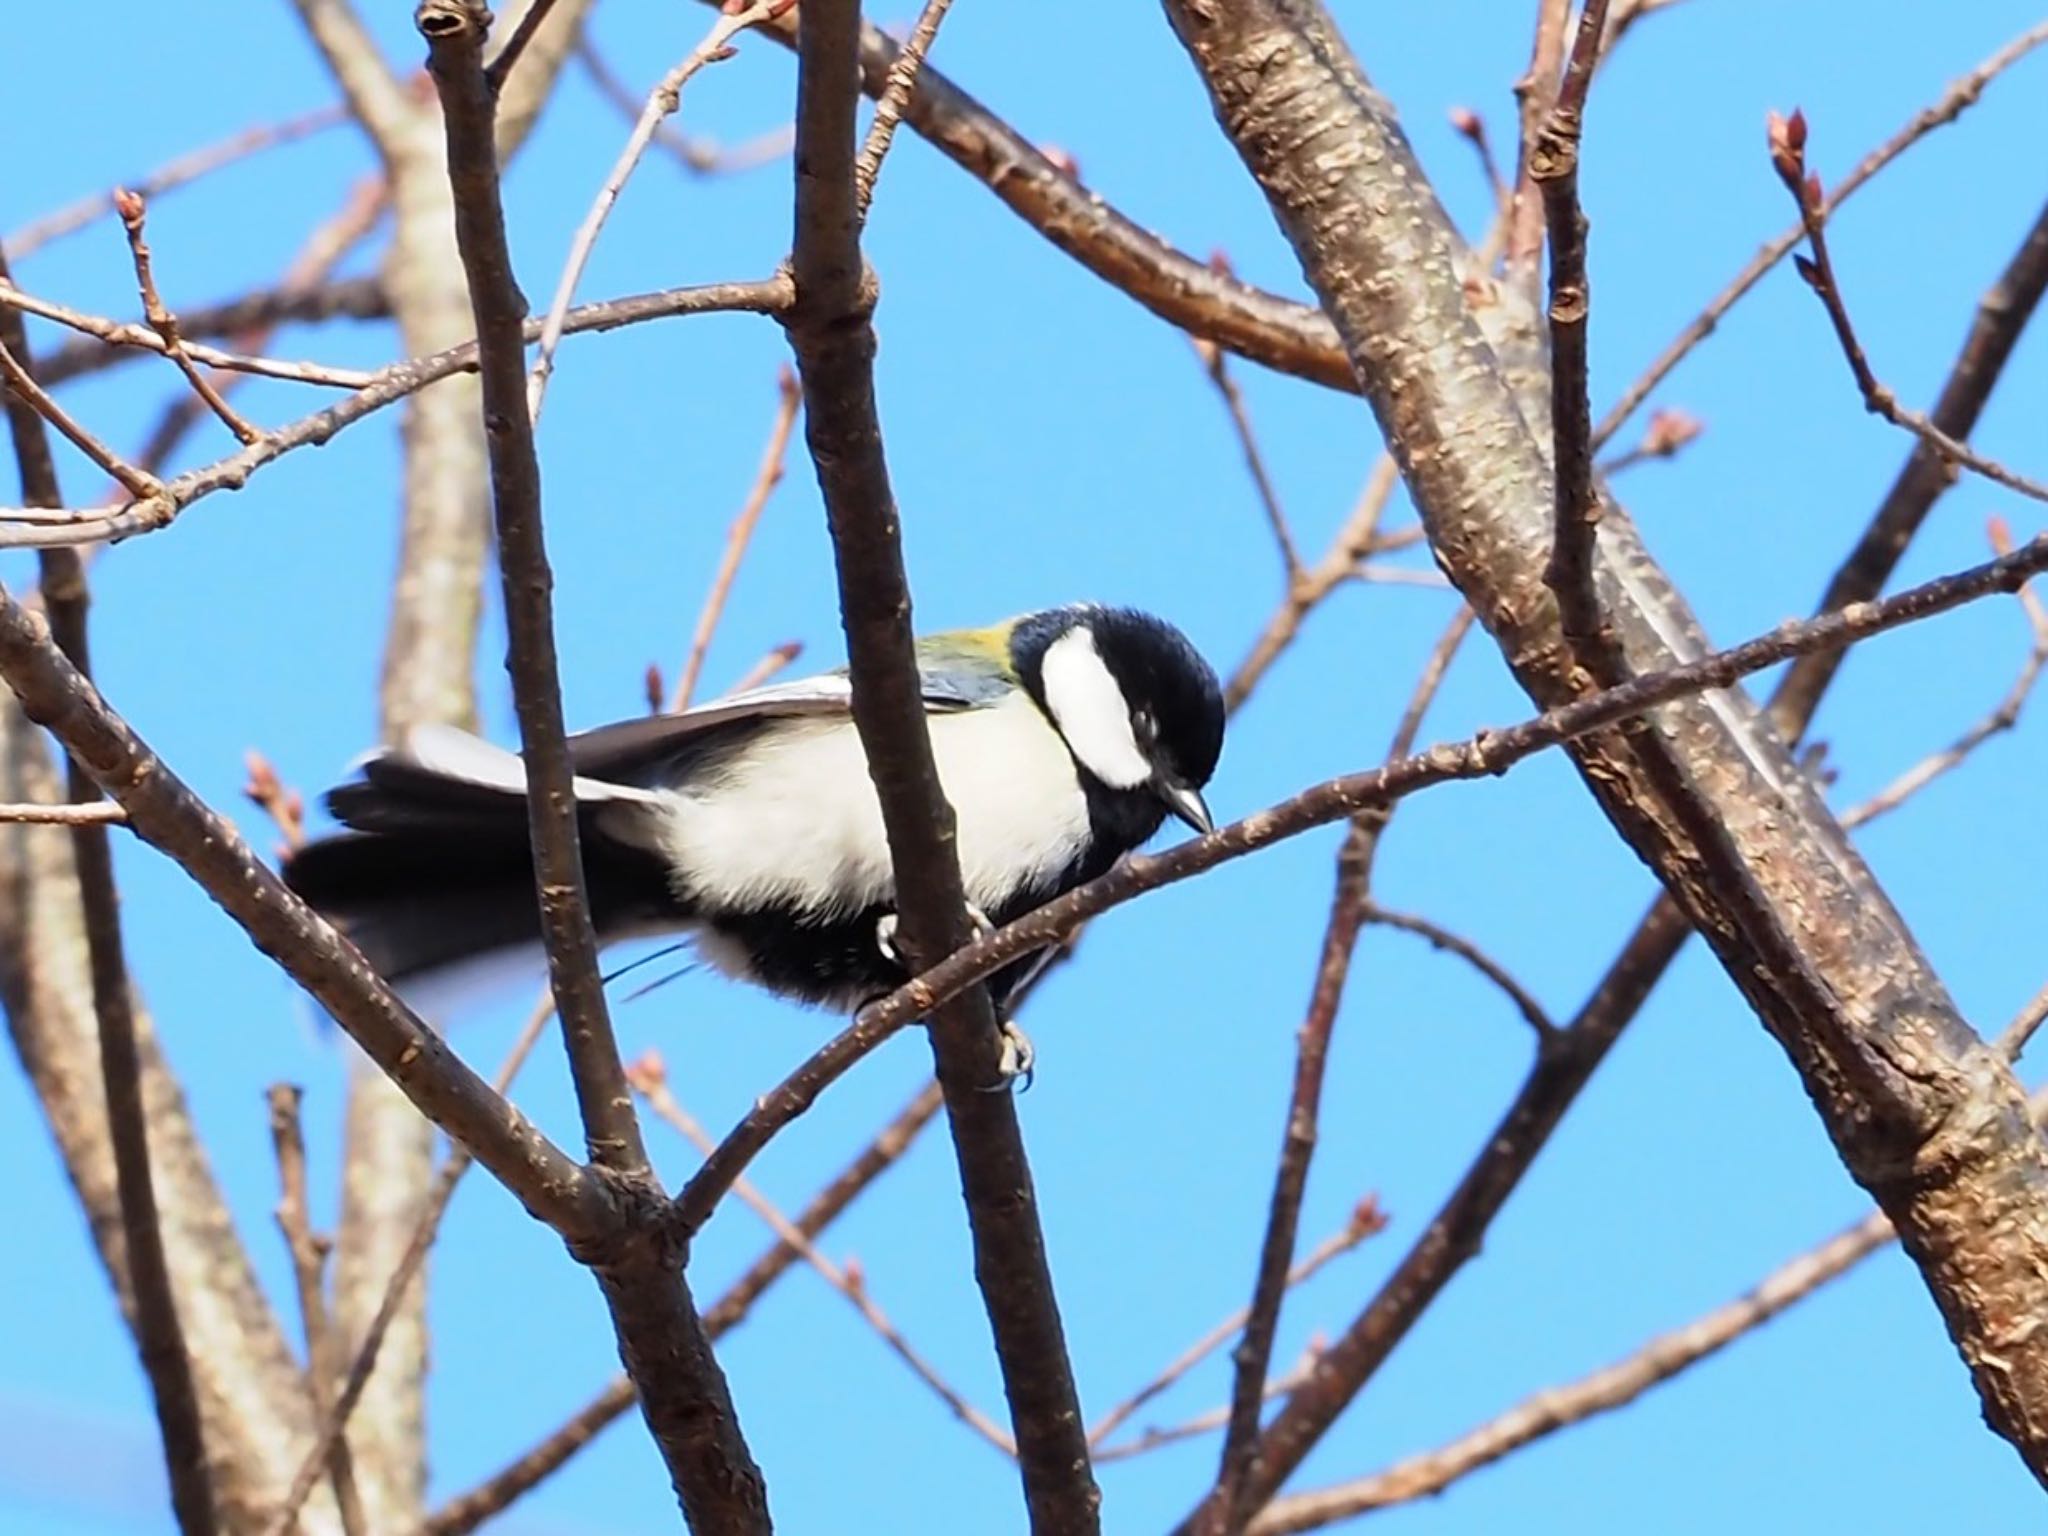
left=284, top=770, right=677, bottom=985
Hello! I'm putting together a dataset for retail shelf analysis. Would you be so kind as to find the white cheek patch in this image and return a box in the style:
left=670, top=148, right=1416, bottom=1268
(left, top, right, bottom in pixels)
left=1040, top=628, right=1151, bottom=789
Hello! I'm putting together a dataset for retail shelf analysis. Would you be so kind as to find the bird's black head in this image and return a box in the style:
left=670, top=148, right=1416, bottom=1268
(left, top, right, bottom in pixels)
left=1012, top=605, right=1225, bottom=842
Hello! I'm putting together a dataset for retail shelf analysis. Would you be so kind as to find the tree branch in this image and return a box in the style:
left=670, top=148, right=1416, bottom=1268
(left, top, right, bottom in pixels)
left=1, top=247, right=217, bottom=1536
left=676, top=535, right=2048, bottom=1224
left=1209, top=607, right=1472, bottom=1534
left=415, top=8, right=769, bottom=1532
left=783, top=2, right=1099, bottom=1529
left=1161, top=0, right=2048, bottom=1512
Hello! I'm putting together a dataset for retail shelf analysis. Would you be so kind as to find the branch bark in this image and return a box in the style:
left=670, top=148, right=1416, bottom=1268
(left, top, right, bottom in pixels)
left=1160, top=0, right=2048, bottom=1515
left=2, top=247, right=217, bottom=1535
left=414, top=8, right=769, bottom=1531
left=286, top=2, right=598, bottom=1518
left=783, top=3, right=1098, bottom=1530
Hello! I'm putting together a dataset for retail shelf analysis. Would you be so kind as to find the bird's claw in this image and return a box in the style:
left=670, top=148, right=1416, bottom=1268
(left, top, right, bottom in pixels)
left=992, top=1018, right=1035, bottom=1092
left=877, top=903, right=997, bottom=966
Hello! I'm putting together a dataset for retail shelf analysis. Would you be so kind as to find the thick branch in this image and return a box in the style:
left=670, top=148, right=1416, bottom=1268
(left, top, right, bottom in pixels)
left=785, top=3, right=1098, bottom=1530
left=416, top=8, right=768, bottom=1532
left=1162, top=0, right=2048, bottom=1510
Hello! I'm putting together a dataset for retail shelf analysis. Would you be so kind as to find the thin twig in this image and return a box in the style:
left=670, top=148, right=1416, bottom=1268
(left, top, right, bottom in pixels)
left=723, top=639, right=805, bottom=697
left=1087, top=1196, right=1386, bottom=1449
left=0, top=337, right=161, bottom=498
left=130, top=176, right=390, bottom=486
left=0, top=246, right=216, bottom=1536
left=1505, top=0, right=1573, bottom=274
left=1596, top=21, right=2048, bottom=448
left=0, top=799, right=126, bottom=825
left=266, top=1086, right=368, bottom=1536
left=1103, top=1352, right=1322, bottom=1466
left=1998, top=983, right=2048, bottom=1061
left=425, top=1078, right=947, bottom=1535
left=1362, top=904, right=1556, bottom=1038
left=1840, top=530, right=2048, bottom=833
left=262, top=992, right=557, bottom=1536
left=1531, top=0, right=1613, bottom=678
left=628, top=1052, right=1014, bottom=1456
left=1595, top=406, right=1703, bottom=477
left=1771, top=110, right=2048, bottom=506
left=1194, top=315, right=1303, bottom=583
left=0, top=277, right=375, bottom=388
left=673, top=367, right=802, bottom=709
left=526, top=0, right=789, bottom=422
left=851, top=0, right=958, bottom=219
left=114, top=191, right=261, bottom=444
left=1209, top=607, right=1473, bottom=1534
left=0, top=277, right=792, bottom=549
left=2, top=104, right=349, bottom=259
left=1225, top=456, right=1400, bottom=711
left=1447, top=107, right=1508, bottom=216
left=483, top=0, right=560, bottom=92
left=1246, top=1208, right=1897, bottom=1533
left=674, top=531, right=2048, bottom=1217
left=573, top=33, right=793, bottom=177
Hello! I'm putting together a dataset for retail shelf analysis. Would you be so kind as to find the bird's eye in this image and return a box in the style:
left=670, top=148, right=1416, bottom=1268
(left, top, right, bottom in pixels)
left=1133, top=709, right=1159, bottom=746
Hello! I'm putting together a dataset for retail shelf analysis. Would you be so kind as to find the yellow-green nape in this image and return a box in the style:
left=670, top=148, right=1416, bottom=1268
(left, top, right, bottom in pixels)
left=921, top=618, right=1022, bottom=667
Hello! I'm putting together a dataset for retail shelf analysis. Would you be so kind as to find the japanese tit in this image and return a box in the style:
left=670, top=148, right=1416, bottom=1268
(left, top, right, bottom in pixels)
left=284, top=604, right=1224, bottom=1019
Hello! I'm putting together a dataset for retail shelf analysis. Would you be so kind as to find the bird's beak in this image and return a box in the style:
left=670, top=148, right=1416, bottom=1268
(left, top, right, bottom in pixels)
left=1155, top=778, right=1214, bottom=837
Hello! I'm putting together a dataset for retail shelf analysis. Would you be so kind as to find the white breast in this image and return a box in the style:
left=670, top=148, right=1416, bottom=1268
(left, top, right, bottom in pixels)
left=641, top=691, right=1092, bottom=918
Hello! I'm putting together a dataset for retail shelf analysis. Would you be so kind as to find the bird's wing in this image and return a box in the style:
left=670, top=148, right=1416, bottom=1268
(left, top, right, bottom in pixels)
left=562, top=648, right=1016, bottom=788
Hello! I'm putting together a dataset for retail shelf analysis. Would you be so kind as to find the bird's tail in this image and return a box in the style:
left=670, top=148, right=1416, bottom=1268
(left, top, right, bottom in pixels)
left=283, top=729, right=675, bottom=985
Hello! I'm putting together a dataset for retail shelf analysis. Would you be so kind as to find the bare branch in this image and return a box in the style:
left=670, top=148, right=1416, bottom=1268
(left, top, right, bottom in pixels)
left=0, top=277, right=374, bottom=388
left=265, top=994, right=557, bottom=1536
left=1248, top=1208, right=1897, bottom=1533
left=1088, top=1197, right=1385, bottom=1450
left=1771, top=110, right=2048, bottom=506
left=1211, top=607, right=1472, bottom=1533
left=1531, top=0, right=1616, bottom=677
left=114, top=190, right=261, bottom=444
left=0, top=336, right=160, bottom=498
left=526, top=0, right=788, bottom=421
left=674, top=368, right=801, bottom=709
left=676, top=532, right=2048, bottom=1213
left=1597, top=21, right=2048, bottom=448
left=1362, top=904, right=1556, bottom=1038
left=0, top=798, right=125, bottom=825
left=1161, top=2, right=2048, bottom=1510
left=1, top=248, right=217, bottom=1536
left=0, top=584, right=609, bottom=1232
left=427, top=1080, right=946, bottom=1534
left=630, top=1052, right=1014, bottom=1456
left=1595, top=406, right=1703, bottom=477
left=416, top=8, right=767, bottom=1530
left=266, top=1087, right=368, bottom=1536
left=574, top=34, right=794, bottom=177
left=1225, top=456, right=1400, bottom=711
left=851, top=0, right=958, bottom=219
left=783, top=1, right=1099, bottom=1525
left=3, top=104, right=349, bottom=259
left=0, top=275, right=791, bottom=547
left=1194, top=316, right=1302, bottom=584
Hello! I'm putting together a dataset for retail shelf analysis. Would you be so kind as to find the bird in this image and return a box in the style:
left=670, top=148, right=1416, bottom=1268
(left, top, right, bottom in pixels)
left=283, top=604, right=1224, bottom=1073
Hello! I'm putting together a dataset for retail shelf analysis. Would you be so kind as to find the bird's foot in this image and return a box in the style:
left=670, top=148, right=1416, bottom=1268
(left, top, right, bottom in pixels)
left=992, top=1018, right=1035, bottom=1092
left=875, top=903, right=997, bottom=965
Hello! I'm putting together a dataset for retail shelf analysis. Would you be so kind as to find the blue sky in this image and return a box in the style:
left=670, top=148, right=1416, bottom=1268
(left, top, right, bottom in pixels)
left=4, top=2, right=2047, bottom=1532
